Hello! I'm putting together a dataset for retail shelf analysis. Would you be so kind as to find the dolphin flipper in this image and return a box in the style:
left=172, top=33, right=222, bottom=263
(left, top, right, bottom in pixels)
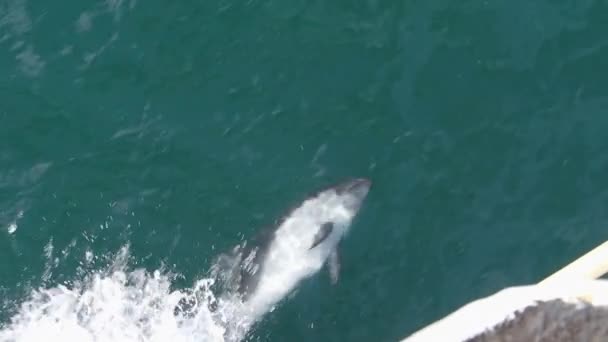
left=309, top=222, right=334, bottom=249
left=328, top=249, right=340, bottom=284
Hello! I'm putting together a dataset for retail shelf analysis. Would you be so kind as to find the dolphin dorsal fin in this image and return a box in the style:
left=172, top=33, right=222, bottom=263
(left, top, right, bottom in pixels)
left=309, top=222, right=334, bottom=249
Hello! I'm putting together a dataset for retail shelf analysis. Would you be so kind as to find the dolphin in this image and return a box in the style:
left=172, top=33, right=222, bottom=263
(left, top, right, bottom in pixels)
left=230, top=178, right=372, bottom=316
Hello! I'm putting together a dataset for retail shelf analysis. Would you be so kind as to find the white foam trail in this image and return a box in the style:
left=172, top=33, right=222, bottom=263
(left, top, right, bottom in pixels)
left=0, top=246, right=253, bottom=342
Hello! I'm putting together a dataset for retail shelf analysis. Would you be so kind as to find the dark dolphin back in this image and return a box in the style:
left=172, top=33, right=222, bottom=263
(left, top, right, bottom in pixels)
left=235, top=178, right=368, bottom=299
left=237, top=226, right=276, bottom=299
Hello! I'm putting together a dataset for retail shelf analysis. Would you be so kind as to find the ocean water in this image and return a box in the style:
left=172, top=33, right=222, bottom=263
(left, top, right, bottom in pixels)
left=2, top=0, right=608, bottom=341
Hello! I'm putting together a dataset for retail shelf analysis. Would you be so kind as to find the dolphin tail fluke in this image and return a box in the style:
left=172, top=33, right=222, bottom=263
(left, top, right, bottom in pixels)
left=328, top=249, right=340, bottom=284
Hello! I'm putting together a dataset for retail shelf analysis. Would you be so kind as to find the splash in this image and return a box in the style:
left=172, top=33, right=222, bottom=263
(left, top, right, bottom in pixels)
left=0, top=246, right=255, bottom=342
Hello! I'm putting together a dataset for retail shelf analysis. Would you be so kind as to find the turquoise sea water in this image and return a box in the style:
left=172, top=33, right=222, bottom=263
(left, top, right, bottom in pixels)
left=2, top=0, right=608, bottom=341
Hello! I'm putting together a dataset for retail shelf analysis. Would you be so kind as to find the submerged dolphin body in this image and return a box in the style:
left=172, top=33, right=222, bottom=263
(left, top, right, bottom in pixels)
left=228, top=178, right=372, bottom=319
